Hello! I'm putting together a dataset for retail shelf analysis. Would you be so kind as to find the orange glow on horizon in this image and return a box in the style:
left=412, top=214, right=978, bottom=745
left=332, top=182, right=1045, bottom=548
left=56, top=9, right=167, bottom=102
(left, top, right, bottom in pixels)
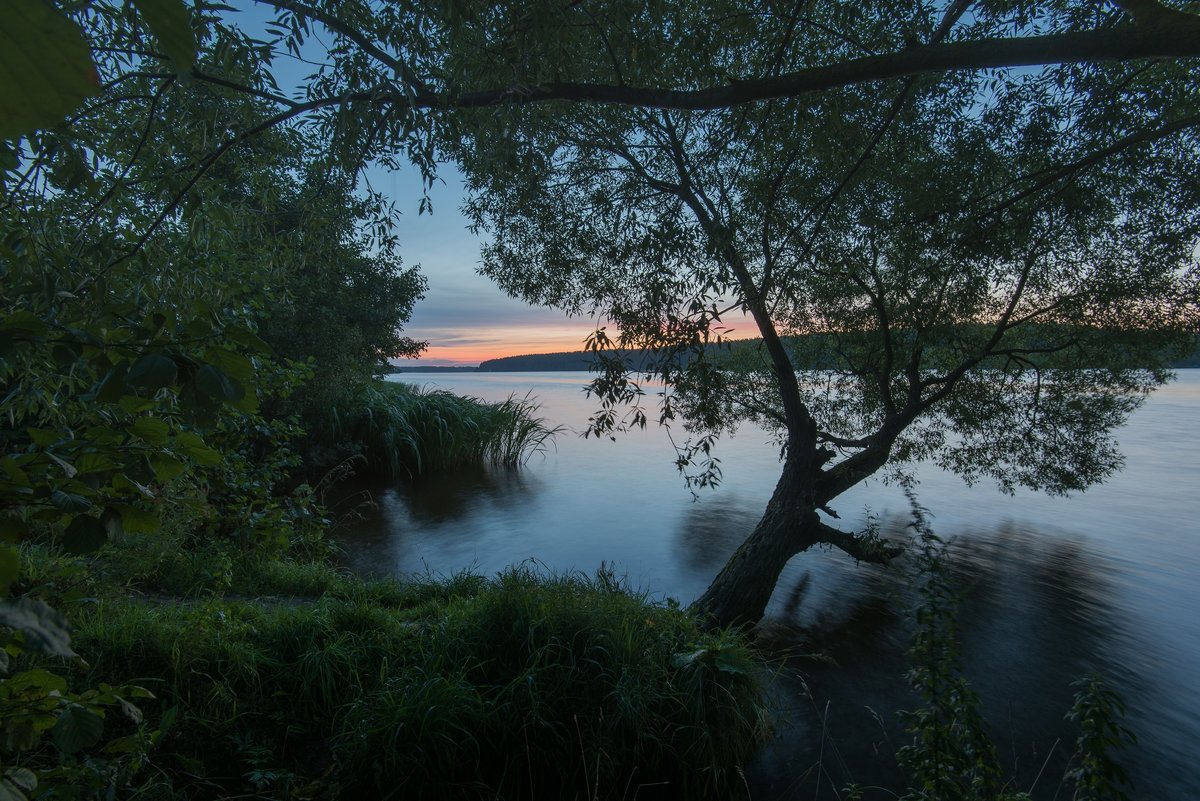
left=400, top=314, right=756, bottom=367
left=400, top=325, right=600, bottom=367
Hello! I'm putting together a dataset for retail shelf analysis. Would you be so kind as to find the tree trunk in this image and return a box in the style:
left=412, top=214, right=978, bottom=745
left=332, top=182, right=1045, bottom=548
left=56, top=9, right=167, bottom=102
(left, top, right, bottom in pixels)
left=690, top=454, right=822, bottom=628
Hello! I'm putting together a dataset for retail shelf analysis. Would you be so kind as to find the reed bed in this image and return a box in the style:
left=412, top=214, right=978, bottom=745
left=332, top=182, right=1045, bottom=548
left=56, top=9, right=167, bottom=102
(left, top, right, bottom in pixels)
left=328, top=381, right=561, bottom=477
left=324, top=381, right=556, bottom=474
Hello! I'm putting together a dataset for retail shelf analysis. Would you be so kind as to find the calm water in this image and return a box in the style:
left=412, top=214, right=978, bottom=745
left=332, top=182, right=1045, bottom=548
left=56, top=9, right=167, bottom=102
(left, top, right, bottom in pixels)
left=335, top=370, right=1200, bottom=800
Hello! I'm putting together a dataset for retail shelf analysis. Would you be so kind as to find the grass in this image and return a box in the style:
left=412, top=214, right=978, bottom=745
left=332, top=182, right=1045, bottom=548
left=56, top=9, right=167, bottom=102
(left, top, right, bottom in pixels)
left=31, top=543, right=766, bottom=801
left=322, top=381, right=562, bottom=478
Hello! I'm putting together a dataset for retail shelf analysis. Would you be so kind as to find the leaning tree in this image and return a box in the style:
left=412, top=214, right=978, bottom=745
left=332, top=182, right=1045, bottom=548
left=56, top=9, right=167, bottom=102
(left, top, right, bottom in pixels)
left=434, top=0, right=1200, bottom=625
left=10, top=0, right=1200, bottom=628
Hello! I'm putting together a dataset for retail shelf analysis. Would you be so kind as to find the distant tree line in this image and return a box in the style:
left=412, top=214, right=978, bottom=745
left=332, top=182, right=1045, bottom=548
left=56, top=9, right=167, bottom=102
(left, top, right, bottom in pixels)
left=463, top=332, right=1200, bottom=372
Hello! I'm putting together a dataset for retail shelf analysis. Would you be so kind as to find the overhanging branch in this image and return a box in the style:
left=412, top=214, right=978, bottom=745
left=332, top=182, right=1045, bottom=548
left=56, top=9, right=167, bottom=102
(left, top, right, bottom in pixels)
left=423, top=22, right=1200, bottom=111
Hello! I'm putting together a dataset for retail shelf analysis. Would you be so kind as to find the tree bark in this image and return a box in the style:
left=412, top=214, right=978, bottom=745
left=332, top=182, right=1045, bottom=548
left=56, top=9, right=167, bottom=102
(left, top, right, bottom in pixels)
left=690, top=451, right=823, bottom=628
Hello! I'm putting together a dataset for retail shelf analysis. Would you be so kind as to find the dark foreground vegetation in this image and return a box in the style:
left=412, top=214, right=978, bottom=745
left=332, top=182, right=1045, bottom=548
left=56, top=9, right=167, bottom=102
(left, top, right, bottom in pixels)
left=4, top=512, right=1138, bottom=801
left=11, top=535, right=765, bottom=800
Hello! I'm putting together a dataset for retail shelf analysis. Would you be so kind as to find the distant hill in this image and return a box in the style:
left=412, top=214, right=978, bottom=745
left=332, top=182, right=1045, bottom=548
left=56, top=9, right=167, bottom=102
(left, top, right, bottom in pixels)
left=413, top=332, right=1200, bottom=373
left=478, top=350, right=596, bottom=371
left=478, top=348, right=687, bottom=371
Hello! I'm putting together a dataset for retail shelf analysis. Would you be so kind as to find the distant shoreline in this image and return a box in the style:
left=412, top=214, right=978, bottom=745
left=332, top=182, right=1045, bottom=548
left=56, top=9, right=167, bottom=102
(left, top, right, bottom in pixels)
left=391, top=342, right=1200, bottom=373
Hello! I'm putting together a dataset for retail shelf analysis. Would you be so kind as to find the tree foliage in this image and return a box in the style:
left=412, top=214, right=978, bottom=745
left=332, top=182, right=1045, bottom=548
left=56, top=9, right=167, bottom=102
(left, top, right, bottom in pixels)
left=0, top=3, right=427, bottom=792
left=255, top=172, right=426, bottom=387
left=436, top=0, right=1200, bottom=624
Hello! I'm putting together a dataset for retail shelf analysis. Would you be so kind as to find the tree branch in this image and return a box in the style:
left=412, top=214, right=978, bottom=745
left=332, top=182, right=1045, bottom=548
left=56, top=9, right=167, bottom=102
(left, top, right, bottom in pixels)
left=419, top=21, right=1200, bottom=111
left=258, top=0, right=431, bottom=96
left=815, top=519, right=903, bottom=564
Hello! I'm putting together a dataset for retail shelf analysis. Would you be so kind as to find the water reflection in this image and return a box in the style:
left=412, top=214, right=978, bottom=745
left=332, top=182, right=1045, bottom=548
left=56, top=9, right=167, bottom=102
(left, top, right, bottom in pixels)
left=333, top=370, right=1200, bottom=799
left=332, top=465, right=543, bottom=578
left=746, top=523, right=1140, bottom=801
left=396, top=464, right=539, bottom=524
left=670, top=494, right=760, bottom=572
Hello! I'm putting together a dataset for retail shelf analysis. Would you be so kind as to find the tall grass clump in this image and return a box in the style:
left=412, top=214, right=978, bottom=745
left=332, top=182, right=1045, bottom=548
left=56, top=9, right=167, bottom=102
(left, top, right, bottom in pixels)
left=67, top=566, right=766, bottom=800
left=325, top=380, right=560, bottom=477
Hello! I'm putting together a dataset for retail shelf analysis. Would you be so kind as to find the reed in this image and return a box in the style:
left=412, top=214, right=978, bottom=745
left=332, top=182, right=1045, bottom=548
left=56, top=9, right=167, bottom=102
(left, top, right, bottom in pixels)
left=325, top=381, right=560, bottom=477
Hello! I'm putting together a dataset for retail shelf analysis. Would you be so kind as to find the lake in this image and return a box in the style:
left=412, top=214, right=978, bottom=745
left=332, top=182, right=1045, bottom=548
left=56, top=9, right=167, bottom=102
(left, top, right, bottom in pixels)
left=334, top=369, right=1200, bottom=800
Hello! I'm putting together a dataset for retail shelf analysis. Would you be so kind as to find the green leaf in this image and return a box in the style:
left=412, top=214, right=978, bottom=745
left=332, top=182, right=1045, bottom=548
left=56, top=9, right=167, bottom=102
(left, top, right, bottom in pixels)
left=46, top=452, right=76, bottom=478
left=133, top=0, right=197, bottom=71
left=129, top=416, right=169, bottom=445
left=194, top=364, right=244, bottom=401
left=51, top=704, right=105, bottom=754
left=148, top=454, right=186, bottom=482
left=225, top=325, right=273, bottom=355
left=52, top=341, right=82, bottom=368
left=95, top=361, right=128, bottom=403
left=4, top=767, right=36, bottom=793
left=103, top=734, right=145, bottom=754
left=0, top=777, right=31, bottom=801
left=0, top=545, right=20, bottom=595
left=0, top=0, right=100, bottom=140
left=118, top=396, right=157, bottom=414
left=231, top=389, right=260, bottom=414
left=671, top=649, right=706, bottom=669
left=63, top=514, right=107, bottom=554
left=26, top=428, right=59, bottom=447
left=176, top=431, right=221, bottom=466
left=74, top=452, right=117, bottom=475
left=126, top=353, right=177, bottom=391
left=115, top=695, right=143, bottom=724
left=0, top=460, right=30, bottom=488
left=0, top=718, right=41, bottom=753
left=7, top=668, right=69, bottom=695
left=0, top=600, right=75, bottom=657
left=114, top=505, right=159, bottom=534
left=203, top=347, right=255, bottom=383
left=111, top=474, right=155, bottom=500
left=50, top=146, right=93, bottom=192
left=0, top=311, right=47, bottom=336
left=50, top=488, right=91, bottom=513
left=713, top=649, right=747, bottom=675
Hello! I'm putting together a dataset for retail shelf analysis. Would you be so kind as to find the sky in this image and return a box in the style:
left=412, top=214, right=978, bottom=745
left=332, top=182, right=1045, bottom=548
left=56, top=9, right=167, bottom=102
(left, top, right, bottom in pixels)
left=234, top=2, right=600, bottom=367
left=372, top=164, right=604, bottom=366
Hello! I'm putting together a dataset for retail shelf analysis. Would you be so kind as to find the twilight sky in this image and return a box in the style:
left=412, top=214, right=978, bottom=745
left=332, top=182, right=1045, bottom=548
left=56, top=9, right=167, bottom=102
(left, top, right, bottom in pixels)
left=373, top=164, right=603, bottom=366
